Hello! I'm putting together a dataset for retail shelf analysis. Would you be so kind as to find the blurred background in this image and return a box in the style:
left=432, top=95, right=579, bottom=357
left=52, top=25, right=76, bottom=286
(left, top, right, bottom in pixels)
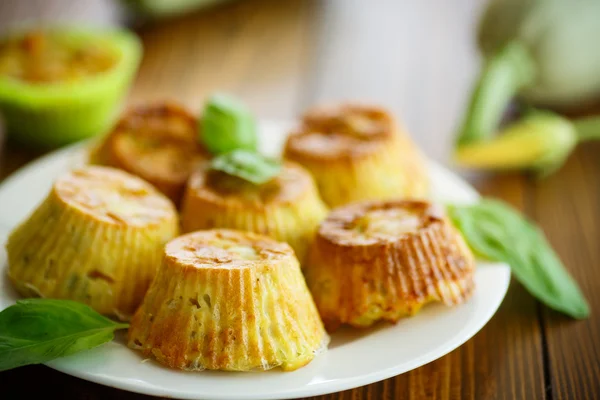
left=0, top=0, right=484, bottom=164
left=0, top=1, right=598, bottom=399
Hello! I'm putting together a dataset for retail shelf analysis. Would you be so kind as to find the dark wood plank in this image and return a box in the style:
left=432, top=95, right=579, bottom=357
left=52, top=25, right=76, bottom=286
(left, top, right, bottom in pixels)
left=3, top=365, right=162, bottom=400
left=531, top=143, right=600, bottom=400
left=0, top=135, right=46, bottom=180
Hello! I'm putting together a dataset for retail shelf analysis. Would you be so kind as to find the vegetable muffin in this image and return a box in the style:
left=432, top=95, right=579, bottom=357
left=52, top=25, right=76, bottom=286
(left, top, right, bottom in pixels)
left=6, top=166, right=179, bottom=319
left=304, top=200, right=475, bottom=331
left=283, top=103, right=429, bottom=207
left=128, top=229, right=328, bottom=371
left=92, top=102, right=209, bottom=205
left=180, top=162, right=328, bottom=263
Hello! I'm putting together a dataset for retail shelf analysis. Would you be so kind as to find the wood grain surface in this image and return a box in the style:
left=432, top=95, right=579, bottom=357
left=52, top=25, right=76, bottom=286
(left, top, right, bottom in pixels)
left=0, top=1, right=598, bottom=399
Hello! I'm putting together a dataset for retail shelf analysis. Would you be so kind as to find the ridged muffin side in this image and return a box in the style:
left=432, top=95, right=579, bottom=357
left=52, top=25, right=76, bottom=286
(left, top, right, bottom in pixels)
left=305, top=200, right=475, bottom=331
left=180, top=162, right=328, bottom=263
left=128, top=229, right=328, bottom=372
left=6, top=166, right=179, bottom=319
left=283, top=103, right=429, bottom=207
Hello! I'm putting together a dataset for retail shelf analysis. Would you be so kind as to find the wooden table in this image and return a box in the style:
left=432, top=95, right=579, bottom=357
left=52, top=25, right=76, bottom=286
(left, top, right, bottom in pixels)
left=1, top=1, right=599, bottom=399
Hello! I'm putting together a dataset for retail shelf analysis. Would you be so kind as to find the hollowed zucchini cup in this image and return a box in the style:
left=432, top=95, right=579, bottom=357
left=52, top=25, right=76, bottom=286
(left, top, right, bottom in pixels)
left=0, top=27, right=142, bottom=148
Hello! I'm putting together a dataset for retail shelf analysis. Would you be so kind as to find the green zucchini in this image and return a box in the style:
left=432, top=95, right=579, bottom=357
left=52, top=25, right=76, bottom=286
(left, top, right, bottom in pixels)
left=457, top=0, right=600, bottom=146
left=0, top=27, right=142, bottom=148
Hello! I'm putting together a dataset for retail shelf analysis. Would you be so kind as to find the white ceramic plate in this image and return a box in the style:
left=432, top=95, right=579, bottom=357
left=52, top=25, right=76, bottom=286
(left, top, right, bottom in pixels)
left=0, top=121, right=510, bottom=400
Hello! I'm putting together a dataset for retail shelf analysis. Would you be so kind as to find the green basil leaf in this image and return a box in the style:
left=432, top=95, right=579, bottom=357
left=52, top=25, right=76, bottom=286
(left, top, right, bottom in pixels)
left=447, top=199, right=590, bottom=319
left=201, top=93, right=258, bottom=154
left=210, top=149, right=281, bottom=185
left=0, top=299, right=129, bottom=371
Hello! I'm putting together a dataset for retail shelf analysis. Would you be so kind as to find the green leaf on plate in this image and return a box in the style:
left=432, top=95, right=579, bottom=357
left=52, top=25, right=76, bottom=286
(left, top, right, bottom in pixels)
left=0, top=298, right=129, bottom=372
left=210, top=149, right=281, bottom=185
left=447, top=199, right=590, bottom=319
left=201, top=93, right=258, bottom=154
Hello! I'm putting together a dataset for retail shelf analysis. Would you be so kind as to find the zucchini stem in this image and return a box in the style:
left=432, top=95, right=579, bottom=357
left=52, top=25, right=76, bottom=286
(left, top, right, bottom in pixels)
left=456, top=41, right=536, bottom=146
left=573, top=115, right=600, bottom=142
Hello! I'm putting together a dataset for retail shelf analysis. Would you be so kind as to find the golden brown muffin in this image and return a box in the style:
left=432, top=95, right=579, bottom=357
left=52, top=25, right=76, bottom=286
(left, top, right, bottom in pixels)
left=6, top=166, right=179, bottom=319
left=92, top=102, right=209, bottom=205
left=180, top=162, right=328, bottom=263
left=304, top=200, right=475, bottom=331
left=128, top=229, right=328, bottom=371
left=283, top=104, right=429, bottom=207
